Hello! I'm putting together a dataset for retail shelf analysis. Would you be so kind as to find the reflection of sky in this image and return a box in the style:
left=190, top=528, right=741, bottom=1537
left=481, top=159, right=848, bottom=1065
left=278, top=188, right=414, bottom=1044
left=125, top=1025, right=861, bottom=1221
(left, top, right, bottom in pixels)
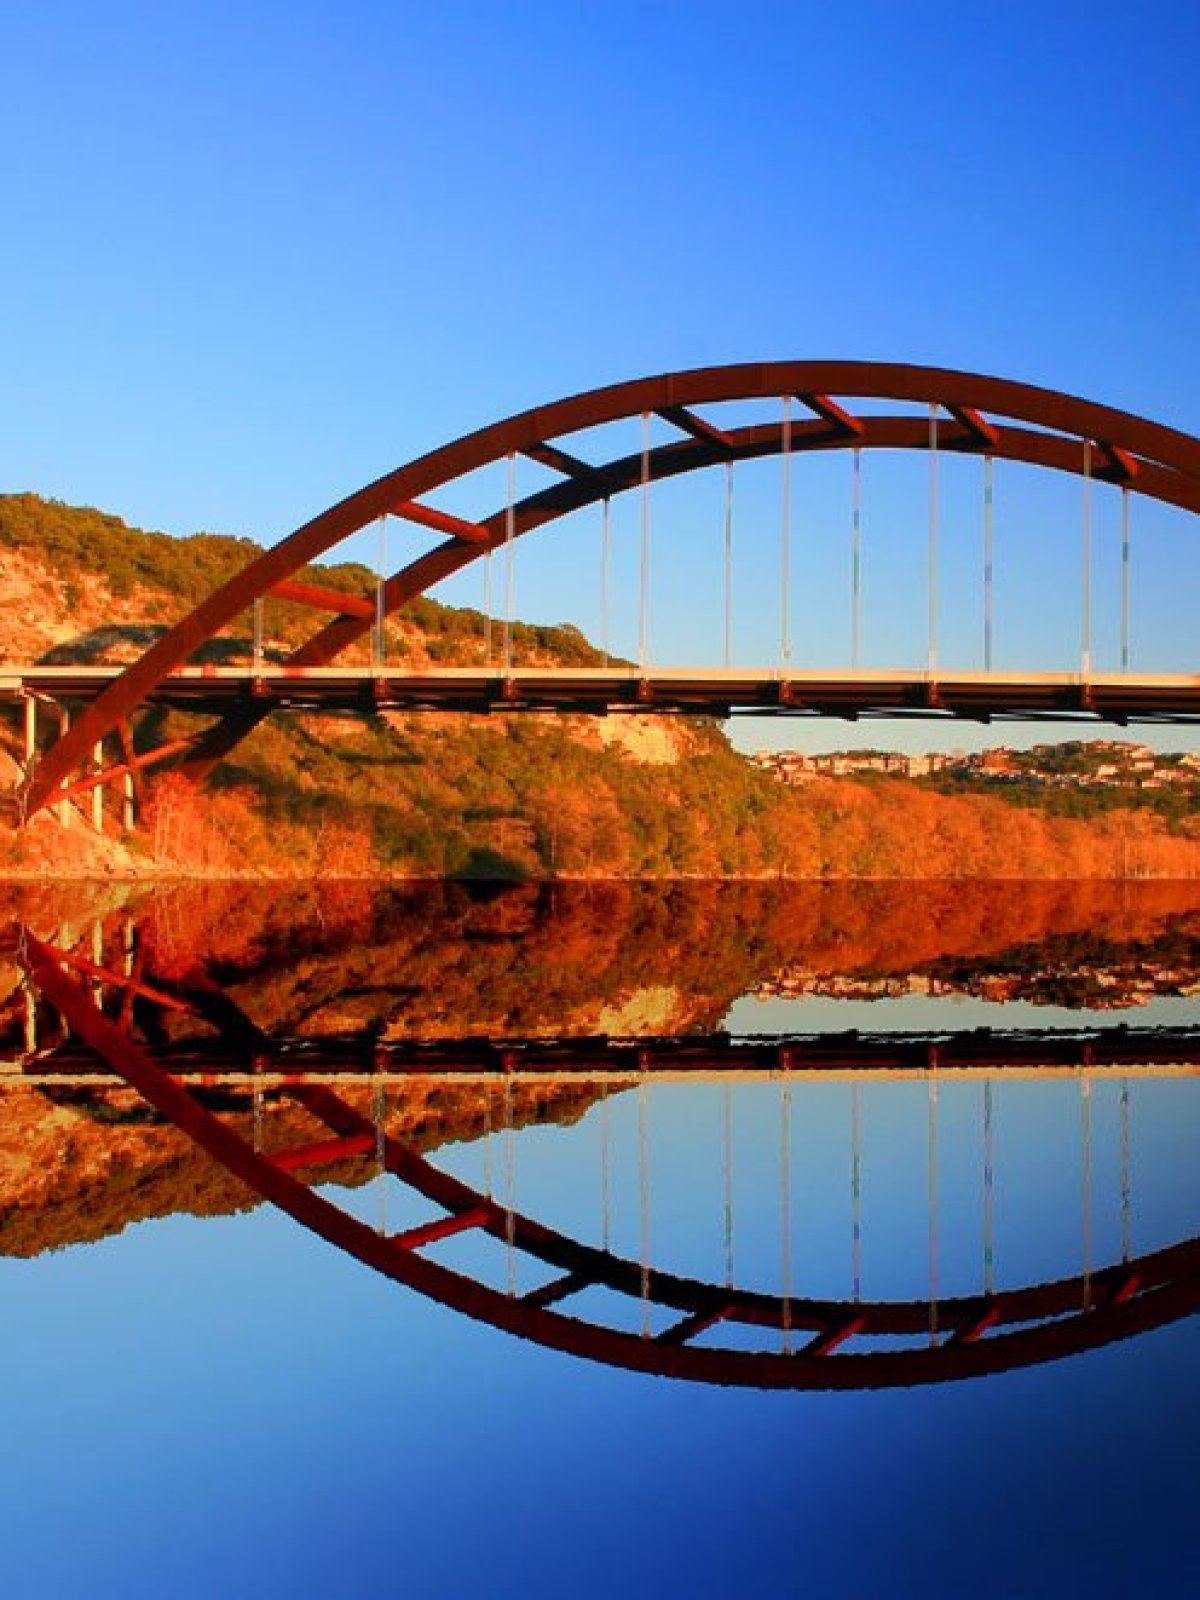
left=5, top=1068, right=1200, bottom=1597
left=427, top=1076, right=1200, bottom=1307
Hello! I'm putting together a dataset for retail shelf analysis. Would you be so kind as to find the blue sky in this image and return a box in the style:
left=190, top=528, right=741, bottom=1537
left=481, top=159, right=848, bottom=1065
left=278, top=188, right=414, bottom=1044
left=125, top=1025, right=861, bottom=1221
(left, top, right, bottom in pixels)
left=4, top=1, right=1199, bottom=749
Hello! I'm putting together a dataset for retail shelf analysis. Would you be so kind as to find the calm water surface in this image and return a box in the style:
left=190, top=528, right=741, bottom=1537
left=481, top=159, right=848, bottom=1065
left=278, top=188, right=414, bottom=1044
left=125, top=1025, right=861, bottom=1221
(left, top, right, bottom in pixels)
left=3, top=881, right=1199, bottom=1598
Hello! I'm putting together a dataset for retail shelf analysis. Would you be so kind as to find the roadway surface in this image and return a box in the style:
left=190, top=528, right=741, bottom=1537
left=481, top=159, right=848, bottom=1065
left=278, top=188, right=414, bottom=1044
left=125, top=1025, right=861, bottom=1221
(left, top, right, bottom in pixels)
left=5, top=664, right=1200, bottom=722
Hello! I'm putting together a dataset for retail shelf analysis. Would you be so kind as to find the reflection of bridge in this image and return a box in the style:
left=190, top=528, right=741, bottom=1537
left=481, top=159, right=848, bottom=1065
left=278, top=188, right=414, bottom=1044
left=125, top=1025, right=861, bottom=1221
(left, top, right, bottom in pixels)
left=10, top=360, right=1200, bottom=825
left=13, top=1021, right=1200, bottom=1082
left=17, top=926, right=1200, bottom=1391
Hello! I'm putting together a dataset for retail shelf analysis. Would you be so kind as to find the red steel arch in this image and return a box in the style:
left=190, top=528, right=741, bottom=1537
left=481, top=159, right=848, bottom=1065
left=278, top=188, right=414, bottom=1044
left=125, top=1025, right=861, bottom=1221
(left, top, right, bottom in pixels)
left=21, top=361, right=1200, bottom=818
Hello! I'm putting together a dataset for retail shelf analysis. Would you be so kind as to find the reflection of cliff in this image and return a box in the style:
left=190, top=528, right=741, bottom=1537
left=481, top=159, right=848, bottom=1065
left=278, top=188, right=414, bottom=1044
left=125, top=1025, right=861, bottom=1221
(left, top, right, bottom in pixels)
left=0, top=1078, right=602, bottom=1260
left=105, top=878, right=1200, bottom=1033
left=8, top=879, right=1200, bottom=1048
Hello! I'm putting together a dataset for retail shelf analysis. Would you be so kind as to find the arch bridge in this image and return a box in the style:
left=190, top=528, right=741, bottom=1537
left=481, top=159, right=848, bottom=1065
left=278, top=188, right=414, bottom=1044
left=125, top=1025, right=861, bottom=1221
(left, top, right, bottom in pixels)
left=8, top=361, right=1200, bottom=825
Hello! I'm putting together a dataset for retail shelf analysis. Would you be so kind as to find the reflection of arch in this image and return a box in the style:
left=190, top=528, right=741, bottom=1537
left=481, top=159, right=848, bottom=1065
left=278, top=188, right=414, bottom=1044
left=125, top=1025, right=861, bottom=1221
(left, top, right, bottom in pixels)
left=22, top=361, right=1200, bottom=817
left=22, top=929, right=1200, bottom=1391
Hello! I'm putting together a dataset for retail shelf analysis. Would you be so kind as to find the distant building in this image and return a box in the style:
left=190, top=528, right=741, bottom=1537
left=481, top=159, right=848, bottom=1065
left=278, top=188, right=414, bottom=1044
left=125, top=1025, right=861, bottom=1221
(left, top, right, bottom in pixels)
left=750, top=738, right=1200, bottom=793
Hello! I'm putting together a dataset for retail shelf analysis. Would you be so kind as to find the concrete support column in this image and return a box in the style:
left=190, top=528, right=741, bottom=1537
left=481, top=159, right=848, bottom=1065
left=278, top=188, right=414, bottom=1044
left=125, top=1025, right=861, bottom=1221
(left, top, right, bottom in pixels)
left=23, top=696, right=36, bottom=769
left=57, top=922, right=71, bottom=1041
left=92, top=741, right=104, bottom=833
left=22, top=977, right=37, bottom=1057
left=123, top=770, right=136, bottom=832
left=91, top=918, right=104, bottom=1005
left=57, top=704, right=70, bottom=827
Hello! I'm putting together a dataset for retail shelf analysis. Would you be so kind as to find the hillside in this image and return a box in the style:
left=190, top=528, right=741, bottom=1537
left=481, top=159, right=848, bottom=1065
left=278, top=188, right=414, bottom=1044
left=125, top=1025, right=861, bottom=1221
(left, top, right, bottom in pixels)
left=3, top=492, right=1200, bottom=879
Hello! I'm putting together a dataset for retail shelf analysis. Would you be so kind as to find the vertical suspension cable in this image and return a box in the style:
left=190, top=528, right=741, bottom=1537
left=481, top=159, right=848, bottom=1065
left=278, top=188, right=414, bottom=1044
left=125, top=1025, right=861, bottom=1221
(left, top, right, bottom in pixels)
left=1081, top=1072, right=1093, bottom=1308
left=483, top=549, right=493, bottom=665
left=927, top=1072, right=939, bottom=1343
left=983, top=455, right=995, bottom=671
left=928, top=403, right=939, bottom=673
left=780, top=1069, right=793, bottom=1353
left=601, top=496, right=612, bottom=667
left=1120, top=1078, right=1132, bottom=1263
left=722, top=1080, right=734, bottom=1287
left=723, top=461, right=735, bottom=668
left=252, top=597, right=264, bottom=671
left=374, top=1078, right=388, bottom=1236
left=638, top=413, right=651, bottom=670
left=780, top=396, right=792, bottom=665
left=503, top=1070, right=516, bottom=1296
left=1120, top=485, right=1131, bottom=671
left=983, top=1077, right=995, bottom=1296
left=850, top=447, right=862, bottom=670
left=638, top=1071, right=651, bottom=1336
left=851, top=1079, right=862, bottom=1301
left=503, top=452, right=517, bottom=673
left=600, top=1091, right=612, bottom=1252
left=1081, top=439, right=1093, bottom=675
left=482, top=1082, right=494, bottom=1201
left=374, top=514, right=387, bottom=670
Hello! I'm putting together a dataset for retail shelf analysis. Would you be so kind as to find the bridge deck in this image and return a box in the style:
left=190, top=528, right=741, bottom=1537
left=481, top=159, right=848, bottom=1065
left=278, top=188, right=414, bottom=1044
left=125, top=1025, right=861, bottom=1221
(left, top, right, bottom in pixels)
left=4, top=664, right=1200, bottom=722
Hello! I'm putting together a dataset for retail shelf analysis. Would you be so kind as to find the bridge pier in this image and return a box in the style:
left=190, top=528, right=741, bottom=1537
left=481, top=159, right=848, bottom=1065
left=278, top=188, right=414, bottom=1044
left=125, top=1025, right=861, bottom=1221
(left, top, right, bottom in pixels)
left=91, top=741, right=104, bottom=832
left=21, top=973, right=37, bottom=1057
left=26, top=703, right=126, bottom=834
left=15, top=696, right=105, bottom=834
left=91, top=920, right=104, bottom=1006
left=56, top=705, right=70, bottom=827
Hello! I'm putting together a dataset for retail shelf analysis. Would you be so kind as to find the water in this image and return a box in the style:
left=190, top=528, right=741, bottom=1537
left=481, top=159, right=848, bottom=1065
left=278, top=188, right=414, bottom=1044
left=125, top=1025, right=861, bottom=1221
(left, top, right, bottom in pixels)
left=3, top=880, right=1200, bottom=1598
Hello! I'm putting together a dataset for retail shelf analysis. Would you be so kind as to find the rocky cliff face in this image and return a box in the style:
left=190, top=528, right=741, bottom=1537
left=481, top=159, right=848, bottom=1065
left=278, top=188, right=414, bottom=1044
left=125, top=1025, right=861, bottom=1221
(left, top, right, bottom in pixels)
left=0, top=544, right=165, bottom=666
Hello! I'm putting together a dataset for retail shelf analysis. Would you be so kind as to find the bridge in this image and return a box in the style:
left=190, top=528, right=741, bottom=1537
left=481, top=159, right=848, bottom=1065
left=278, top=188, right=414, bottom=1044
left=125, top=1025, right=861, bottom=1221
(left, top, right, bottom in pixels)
left=14, top=1017, right=1200, bottom=1083
left=7, top=664, right=1200, bottom=722
left=7, top=360, right=1200, bottom=825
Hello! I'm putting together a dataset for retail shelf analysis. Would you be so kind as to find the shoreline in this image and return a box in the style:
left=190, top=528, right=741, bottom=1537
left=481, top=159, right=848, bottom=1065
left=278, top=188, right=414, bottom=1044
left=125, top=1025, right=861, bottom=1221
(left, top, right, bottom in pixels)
left=3, top=868, right=1200, bottom=885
